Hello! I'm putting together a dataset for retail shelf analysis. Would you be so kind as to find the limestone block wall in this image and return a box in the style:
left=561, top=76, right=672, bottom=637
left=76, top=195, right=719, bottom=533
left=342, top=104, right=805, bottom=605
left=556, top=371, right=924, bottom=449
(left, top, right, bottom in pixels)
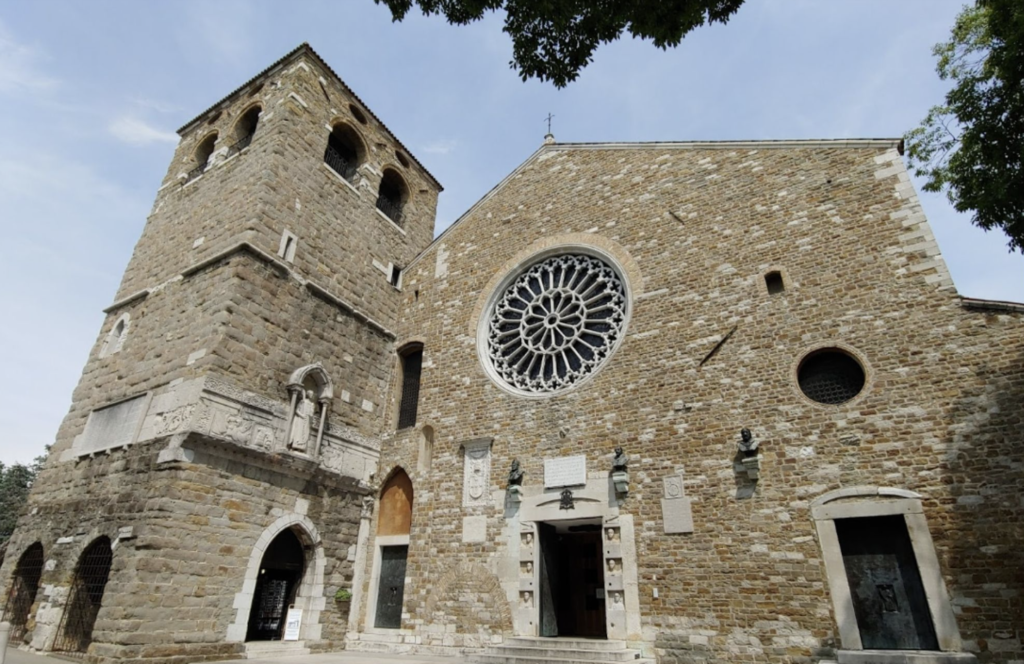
left=364, top=142, right=1024, bottom=663
left=118, top=48, right=440, bottom=329
left=0, top=443, right=364, bottom=663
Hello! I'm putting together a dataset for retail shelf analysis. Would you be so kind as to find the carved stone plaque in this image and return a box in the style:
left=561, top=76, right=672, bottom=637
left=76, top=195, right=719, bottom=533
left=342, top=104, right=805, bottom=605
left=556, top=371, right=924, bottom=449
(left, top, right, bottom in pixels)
left=544, top=455, right=587, bottom=488
left=664, top=474, right=684, bottom=499
left=662, top=496, right=694, bottom=534
left=462, top=438, right=493, bottom=508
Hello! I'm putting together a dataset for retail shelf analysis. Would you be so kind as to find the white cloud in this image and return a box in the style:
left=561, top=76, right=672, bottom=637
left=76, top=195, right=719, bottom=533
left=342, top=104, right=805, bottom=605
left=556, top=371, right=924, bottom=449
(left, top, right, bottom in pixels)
left=422, top=139, right=459, bottom=155
left=0, top=20, right=57, bottom=93
left=130, top=96, right=181, bottom=114
left=108, top=116, right=180, bottom=146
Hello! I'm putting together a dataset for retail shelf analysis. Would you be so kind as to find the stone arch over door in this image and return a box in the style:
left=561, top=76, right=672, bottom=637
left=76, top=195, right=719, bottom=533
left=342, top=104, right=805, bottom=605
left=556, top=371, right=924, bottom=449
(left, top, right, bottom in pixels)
left=227, top=514, right=326, bottom=643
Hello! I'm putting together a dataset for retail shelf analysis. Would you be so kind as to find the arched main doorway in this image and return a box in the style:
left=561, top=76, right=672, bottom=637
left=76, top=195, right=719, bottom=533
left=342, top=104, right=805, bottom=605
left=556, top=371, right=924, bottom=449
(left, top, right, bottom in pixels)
left=52, top=537, right=113, bottom=655
left=3, top=542, right=44, bottom=643
left=246, top=528, right=306, bottom=641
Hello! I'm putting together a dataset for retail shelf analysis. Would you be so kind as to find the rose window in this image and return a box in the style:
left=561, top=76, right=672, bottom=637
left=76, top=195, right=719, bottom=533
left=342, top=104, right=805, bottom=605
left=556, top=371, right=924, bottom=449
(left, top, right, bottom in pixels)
left=486, top=254, right=627, bottom=393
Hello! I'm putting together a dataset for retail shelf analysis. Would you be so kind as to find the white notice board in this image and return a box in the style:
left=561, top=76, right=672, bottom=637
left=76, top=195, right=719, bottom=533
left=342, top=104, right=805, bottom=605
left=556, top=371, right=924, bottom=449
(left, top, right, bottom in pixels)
left=283, top=607, right=302, bottom=641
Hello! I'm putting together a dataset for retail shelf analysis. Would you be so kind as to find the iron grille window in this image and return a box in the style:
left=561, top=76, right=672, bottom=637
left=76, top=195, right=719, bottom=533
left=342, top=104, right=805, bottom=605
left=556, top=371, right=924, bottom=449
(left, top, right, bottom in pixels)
left=52, top=537, right=113, bottom=655
left=228, top=130, right=254, bottom=156
left=376, top=194, right=402, bottom=224
left=4, top=543, right=44, bottom=643
left=798, top=350, right=865, bottom=404
left=324, top=137, right=358, bottom=181
left=397, top=349, right=422, bottom=429
left=185, top=162, right=207, bottom=183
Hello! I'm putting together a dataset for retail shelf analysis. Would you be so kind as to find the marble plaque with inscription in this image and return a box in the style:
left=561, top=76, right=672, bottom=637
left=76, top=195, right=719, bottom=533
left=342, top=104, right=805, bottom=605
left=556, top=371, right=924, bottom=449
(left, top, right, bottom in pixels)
left=544, top=455, right=586, bottom=488
left=662, top=496, right=694, bottom=534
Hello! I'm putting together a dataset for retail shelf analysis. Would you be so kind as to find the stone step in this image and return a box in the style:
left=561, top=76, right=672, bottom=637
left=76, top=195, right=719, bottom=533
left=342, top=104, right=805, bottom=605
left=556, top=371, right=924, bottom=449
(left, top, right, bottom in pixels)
left=243, top=640, right=310, bottom=659
left=471, top=654, right=653, bottom=664
left=469, top=637, right=652, bottom=664
left=501, top=637, right=629, bottom=651
left=474, top=646, right=643, bottom=662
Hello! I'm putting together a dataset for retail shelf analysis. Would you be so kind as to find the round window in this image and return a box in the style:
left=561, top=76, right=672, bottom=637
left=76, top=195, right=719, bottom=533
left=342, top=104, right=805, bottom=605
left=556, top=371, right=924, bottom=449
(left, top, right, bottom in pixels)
left=483, top=253, right=628, bottom=395
left=798, top=349, right=866, bottom=405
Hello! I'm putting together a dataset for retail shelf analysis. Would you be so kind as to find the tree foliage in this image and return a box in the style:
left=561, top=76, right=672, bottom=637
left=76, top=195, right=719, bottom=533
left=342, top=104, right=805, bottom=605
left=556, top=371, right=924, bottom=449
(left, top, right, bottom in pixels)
left=0, top=453, right=46, bottom=545
left=375, top=0, right=746, bottom=87
left=905, top=0, right=1024, bottom=254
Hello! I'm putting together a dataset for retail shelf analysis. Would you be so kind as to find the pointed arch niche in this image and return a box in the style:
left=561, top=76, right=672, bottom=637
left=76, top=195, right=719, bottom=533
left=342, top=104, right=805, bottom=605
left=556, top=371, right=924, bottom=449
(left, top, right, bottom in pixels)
left=285, top=364, right=334, bottom=456
left=365, top=468, right=413, bottom=632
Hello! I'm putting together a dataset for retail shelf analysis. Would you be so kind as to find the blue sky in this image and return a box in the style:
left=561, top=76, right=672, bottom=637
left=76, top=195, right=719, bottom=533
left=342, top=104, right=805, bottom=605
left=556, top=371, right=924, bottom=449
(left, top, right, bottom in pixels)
left=0, top=0, right=1020, bottom=466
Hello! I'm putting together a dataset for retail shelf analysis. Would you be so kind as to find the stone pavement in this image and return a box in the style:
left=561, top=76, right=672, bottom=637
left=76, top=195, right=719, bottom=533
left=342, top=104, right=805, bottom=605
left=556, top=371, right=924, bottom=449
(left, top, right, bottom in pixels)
left=1, top=648, right=464, bottom=664
left=2, top=648, right=63, bottom=664
left=204, top=653, right=464, bottom=664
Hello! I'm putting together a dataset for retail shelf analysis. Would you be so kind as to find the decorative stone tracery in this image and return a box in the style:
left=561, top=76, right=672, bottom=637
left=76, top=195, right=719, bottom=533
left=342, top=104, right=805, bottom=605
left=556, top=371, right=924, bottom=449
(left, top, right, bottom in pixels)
left=485, top=254, right=627, bottom=394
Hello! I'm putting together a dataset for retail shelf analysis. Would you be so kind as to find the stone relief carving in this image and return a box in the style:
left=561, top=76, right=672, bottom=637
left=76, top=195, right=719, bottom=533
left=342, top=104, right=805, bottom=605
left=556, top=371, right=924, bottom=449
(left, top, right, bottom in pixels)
left=253, top=425, right=276, bottom=452
left=156, top=405, right=194, bottom=436
left=462, top=438, right=493, bottom=508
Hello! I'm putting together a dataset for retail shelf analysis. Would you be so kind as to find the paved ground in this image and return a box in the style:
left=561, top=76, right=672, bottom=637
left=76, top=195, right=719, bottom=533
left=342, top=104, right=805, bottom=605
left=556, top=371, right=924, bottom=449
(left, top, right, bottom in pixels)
left=2, top=647, right=466, bottom=664
left=211, top=654, right=464, bottom=664
left=2, top=648, right=63, bottom=664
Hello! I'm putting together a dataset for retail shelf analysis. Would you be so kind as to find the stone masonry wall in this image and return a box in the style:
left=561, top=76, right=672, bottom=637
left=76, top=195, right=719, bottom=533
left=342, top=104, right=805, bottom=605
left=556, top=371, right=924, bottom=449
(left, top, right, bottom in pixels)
left=366, top=142, right=1024, bottom=663
left=117, top=50, right=439, bottom=330
left=2, top=46, right=442, bottom=662
left=0, top=441, right=364, bottom=664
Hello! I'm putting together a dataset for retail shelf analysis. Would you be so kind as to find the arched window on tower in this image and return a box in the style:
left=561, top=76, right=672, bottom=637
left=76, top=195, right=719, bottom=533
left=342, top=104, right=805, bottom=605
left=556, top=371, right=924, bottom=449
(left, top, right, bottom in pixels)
left=229, top=105, right=261, bottom=155
left=324, top=123, right=365, bottom=183
left=187, top=133, right=218, bottom=182
left=376, top=169, right=408, bottom=225
left=99, top=313, right=130, bottom=359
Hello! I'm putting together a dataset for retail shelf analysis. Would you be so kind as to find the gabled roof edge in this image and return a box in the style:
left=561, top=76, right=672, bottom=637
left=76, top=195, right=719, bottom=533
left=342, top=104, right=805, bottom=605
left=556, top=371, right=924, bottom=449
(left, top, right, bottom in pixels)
left=405, top=137, right=906, bottom=271
left=405, top=143, right=552, bottom=273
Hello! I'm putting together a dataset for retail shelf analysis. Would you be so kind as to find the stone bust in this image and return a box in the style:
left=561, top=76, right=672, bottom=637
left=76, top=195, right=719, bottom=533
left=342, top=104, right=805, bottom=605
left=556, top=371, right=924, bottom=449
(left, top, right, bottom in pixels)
left=507, top=458, right=524, bottom=487
left=739, top=428, right=759, bottom=455
left=612, top=446, right=628, bottom=472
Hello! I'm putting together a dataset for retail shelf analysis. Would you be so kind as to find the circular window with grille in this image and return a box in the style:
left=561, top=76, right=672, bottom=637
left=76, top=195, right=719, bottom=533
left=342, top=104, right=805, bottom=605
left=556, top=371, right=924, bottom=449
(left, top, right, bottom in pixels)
left=797, top=349, right=866, bottom=405
left=482, top=252, right=629, bottom=396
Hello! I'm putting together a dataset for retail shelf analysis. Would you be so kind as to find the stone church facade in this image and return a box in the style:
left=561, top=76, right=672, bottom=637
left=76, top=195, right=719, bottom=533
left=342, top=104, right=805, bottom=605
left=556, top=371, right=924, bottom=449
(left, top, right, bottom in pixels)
left=1, top=44, right=1022, bottom=664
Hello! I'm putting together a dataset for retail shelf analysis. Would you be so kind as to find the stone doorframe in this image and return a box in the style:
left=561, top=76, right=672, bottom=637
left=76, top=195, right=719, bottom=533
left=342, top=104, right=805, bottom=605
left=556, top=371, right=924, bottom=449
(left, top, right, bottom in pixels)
left=514, top=478, right=642, bottom=642
left=226, top=513, right=326, bottom=643
left=361, top=533, right=410, bottom=633
left=811, top=486, right=965, bottom=658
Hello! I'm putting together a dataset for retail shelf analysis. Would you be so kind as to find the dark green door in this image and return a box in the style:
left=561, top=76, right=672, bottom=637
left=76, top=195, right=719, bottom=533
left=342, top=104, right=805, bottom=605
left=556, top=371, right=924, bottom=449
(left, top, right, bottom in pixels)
left=837, top=515, right=938, bottom=650
left=374, top=545, right=409, bottom=628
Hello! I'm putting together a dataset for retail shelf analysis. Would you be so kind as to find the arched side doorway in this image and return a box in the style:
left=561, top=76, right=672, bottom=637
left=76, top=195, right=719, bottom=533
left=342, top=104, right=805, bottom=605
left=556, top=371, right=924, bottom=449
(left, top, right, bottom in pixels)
left=226, top=514, right=326, bottom=644
left=366, top=469, right=413, bottom=631
left=3, top=542, right=44, bottom=643
left=246, top=529, right=306, bottom=641
left=52, top=537, right=113, bottom=655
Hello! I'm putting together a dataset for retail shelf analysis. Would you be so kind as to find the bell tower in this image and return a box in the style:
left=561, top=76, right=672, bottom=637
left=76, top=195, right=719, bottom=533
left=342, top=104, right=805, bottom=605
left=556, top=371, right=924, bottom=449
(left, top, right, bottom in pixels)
left=0, top=44, right=441, bottom=661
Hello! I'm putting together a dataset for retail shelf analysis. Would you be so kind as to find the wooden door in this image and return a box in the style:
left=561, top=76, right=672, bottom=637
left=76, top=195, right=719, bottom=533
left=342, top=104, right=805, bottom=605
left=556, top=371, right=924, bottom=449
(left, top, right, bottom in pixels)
left=374, top=545, right=409, bottom=629
left=837, top=516, right=938, bottom=650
